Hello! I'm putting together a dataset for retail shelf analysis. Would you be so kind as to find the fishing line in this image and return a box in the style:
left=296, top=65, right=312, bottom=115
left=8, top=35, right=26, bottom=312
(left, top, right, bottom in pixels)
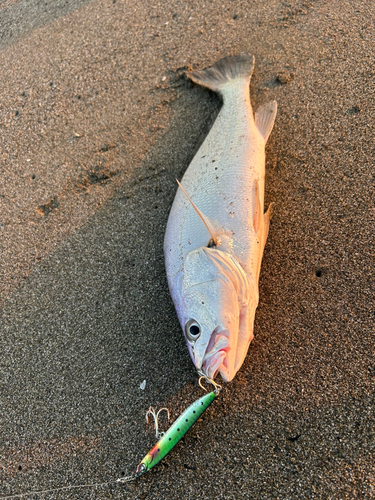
left=0, top=480, right=121, bottom=499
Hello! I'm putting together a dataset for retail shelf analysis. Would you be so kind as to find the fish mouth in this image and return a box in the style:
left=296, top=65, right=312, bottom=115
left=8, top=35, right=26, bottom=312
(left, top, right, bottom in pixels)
left=201, top=328, right=230, bottom=381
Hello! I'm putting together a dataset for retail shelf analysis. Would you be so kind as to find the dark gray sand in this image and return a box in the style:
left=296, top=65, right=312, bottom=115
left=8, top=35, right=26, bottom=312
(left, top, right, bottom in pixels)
left=0, top=0, right=374, bottom=498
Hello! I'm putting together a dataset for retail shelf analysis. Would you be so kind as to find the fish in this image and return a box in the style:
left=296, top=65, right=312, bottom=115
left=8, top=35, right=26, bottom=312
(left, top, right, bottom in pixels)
left=164, top=55, right=277, bottom=382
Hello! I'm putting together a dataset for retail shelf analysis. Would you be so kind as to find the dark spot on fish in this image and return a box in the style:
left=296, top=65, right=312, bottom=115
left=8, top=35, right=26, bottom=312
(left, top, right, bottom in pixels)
left=315, top=269, right=322, bottom=277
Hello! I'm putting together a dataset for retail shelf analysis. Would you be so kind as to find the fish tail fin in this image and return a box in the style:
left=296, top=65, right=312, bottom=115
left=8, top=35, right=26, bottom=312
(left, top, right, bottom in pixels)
left=187, top=55, right=255, bottom=94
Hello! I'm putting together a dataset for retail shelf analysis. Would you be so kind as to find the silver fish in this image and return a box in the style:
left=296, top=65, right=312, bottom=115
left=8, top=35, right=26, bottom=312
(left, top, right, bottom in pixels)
left=164, top=55, right=277, bottom=382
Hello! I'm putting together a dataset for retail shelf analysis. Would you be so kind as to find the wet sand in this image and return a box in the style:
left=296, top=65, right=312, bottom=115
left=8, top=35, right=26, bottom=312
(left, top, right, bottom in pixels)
left=0, top=0, right=374, bottom=498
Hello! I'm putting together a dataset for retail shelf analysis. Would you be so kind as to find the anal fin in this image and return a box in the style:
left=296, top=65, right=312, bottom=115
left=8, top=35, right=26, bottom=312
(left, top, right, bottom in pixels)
left=262, top=202, right=274, bottom=250
left=255, top=202, right=274, bottom=283
left=255, top=101, right=277, bottom=143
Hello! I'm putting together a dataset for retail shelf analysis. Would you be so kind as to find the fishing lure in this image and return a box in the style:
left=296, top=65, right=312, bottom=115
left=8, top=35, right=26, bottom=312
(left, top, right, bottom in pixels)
left=118, top=376, right=220, bottom=482
left=136, top=391, right=216, bottom=476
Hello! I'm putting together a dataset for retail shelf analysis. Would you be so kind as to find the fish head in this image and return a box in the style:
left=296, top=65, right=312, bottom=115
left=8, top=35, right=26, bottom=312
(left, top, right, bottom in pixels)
left=181, top=247, right=258, bottom=382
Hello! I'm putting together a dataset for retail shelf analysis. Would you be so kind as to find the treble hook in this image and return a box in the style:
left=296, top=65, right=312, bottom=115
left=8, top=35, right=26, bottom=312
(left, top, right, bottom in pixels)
left=197, top=371, right=222, bottom=395
left=145, top=406, right=170, bottom=439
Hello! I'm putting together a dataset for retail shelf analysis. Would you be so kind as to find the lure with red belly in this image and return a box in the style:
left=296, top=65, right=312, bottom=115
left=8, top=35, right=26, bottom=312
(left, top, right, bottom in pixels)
left=135, top=391, right=216, bottom=476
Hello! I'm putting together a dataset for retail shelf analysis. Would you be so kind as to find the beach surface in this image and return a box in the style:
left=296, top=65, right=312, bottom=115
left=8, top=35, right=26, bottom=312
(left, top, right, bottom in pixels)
left=0, top=0, right=374, bottom=498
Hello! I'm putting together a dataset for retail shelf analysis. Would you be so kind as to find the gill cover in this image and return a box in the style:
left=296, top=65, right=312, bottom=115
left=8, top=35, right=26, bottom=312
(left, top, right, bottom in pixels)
left=182, top=247, right=258, bottom=382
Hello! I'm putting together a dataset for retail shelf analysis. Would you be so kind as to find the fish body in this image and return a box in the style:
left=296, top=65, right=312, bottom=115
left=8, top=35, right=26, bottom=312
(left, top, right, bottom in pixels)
left=164, top=55, right=277, bottom=382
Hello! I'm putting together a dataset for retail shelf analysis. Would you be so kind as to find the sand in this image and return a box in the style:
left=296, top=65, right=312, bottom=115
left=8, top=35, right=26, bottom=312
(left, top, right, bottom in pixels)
left=0, top=0, right=374, bottom=498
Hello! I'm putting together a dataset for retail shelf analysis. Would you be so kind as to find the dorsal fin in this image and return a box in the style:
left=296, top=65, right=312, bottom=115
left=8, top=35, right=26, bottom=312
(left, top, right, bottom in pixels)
left=176, top=180, right=218, bottom=245
left=255, top=101, right=277, bottom=143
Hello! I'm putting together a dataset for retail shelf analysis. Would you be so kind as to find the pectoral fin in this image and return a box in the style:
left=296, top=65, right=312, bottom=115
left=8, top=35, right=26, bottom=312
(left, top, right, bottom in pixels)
left=255, top=101, right=277, bottom=143
left=176, top=179, right=219, bottom=245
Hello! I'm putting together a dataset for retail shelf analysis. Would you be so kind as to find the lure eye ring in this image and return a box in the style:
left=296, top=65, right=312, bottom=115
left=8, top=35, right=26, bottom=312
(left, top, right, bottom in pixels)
left=137, top=463, right=147, bottom=475
left=185, top=319, right=202, bottom=343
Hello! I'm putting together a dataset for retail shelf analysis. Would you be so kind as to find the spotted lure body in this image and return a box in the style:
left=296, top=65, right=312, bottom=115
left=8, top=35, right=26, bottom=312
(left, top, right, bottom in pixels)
left=135, top=391, right=216, bottom=476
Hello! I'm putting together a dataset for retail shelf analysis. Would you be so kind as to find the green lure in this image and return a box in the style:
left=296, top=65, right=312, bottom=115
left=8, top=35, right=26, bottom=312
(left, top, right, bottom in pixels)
left=135, top=391, right=216, bottom=477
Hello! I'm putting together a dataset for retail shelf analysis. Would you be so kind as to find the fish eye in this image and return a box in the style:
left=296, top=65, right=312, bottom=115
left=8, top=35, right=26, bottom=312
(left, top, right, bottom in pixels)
left=138, top=463, right=146, bottom=474
left=185, top=319, right=202, bottom=343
